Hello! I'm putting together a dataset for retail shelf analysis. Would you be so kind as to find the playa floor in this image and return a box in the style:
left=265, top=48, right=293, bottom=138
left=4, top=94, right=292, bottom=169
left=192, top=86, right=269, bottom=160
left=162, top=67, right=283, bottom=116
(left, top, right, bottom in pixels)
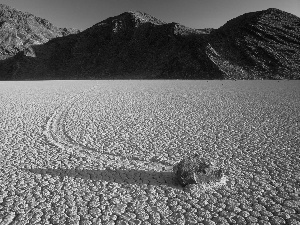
left=1, top=80, right=299, bottom=225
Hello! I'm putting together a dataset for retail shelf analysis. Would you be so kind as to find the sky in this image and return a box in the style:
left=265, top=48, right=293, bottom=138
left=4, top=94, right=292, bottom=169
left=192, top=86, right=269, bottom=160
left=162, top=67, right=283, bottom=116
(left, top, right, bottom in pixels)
left=1, top=0, right=300, bottom=30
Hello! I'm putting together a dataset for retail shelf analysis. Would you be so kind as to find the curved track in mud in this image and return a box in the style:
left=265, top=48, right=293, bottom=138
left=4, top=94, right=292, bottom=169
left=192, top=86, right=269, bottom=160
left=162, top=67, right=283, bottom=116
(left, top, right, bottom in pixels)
left=42, top=86, right=176, bottom=170
left=43, top=88, right=100, bottom=155
left=41, top=84, right=230, bottom=194
left=42, top=85, right=228, bottom=189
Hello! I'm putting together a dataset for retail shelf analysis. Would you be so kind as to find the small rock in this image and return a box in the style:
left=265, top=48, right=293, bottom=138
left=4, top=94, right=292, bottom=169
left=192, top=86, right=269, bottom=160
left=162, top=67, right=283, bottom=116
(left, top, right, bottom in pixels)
left=173, top=155, right=223, bottom=187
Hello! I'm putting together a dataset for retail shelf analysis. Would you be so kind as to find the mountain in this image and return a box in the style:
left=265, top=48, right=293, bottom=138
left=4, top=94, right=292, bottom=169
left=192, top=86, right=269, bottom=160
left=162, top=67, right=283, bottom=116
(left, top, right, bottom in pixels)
left=0, top=4, right=79, bottom=59
left=209, top=8, right=300, bottom=79
left=0, top=5, right=299, bottom=80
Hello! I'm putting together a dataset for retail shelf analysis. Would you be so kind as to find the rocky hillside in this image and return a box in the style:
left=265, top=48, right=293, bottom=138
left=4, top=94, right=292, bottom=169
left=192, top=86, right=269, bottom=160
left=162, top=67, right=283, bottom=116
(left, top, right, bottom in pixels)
left=0, top=4, right=79, bottom=60
left=209, top=8, right=300, bottom=79
left=0, top=5, right=299, bottom=80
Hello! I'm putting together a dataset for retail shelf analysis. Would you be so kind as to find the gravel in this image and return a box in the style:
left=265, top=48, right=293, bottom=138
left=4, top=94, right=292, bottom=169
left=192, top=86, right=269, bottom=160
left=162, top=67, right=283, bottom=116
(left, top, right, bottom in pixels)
left=0, top=80, right=299, bottom=224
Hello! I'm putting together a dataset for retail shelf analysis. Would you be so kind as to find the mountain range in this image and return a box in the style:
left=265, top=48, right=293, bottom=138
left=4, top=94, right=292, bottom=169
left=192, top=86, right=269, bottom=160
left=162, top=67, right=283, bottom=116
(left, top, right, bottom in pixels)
left=0, top=4, right=299, bottom=80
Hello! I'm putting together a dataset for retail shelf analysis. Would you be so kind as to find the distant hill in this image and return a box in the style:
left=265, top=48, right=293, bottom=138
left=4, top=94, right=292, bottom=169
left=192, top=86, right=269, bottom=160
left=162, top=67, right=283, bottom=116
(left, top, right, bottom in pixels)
left=209, top=8, right=300, bottom=79
left=0, top=4, right=79, bottom=59
left=0, top=4, right=299, bottom=80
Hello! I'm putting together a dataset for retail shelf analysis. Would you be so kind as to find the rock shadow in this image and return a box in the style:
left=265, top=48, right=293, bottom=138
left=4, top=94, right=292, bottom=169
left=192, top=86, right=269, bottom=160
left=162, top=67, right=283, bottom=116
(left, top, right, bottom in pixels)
left=24, top=167, right=179, bottom=188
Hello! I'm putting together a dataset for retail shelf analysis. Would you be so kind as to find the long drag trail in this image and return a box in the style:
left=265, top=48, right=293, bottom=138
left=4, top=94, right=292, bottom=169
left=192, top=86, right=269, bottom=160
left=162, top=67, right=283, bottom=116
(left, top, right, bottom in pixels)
left=0, top=80, right=299, bottom=225
left=43, top=85, right=175, bottom=169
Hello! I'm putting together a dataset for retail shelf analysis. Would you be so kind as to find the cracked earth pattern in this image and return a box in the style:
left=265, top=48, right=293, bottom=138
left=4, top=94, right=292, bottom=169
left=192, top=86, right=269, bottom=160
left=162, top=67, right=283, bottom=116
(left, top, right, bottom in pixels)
left=0, top=80, right=300, bottom=225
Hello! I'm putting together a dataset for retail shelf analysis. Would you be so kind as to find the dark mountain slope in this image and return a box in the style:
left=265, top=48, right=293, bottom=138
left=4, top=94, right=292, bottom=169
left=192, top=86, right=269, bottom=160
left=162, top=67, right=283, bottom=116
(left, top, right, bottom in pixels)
left=0, top=11, right=223, bottom=79
left=209, top=8, right=300, bottom=79
left=44, top=11, right=223, bottom=79
left=0, top=6, right=299, bottom=80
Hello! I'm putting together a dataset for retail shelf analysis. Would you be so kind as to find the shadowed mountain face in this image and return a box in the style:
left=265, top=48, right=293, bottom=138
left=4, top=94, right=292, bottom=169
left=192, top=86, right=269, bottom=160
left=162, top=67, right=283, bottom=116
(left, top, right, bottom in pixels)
left=0, top=5, right=299, bottom=80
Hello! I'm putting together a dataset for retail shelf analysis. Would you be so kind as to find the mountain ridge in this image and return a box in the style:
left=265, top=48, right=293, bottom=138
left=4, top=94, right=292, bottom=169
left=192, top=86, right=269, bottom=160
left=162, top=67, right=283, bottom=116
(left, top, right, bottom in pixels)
left=0, top=4, right=299, bottom=80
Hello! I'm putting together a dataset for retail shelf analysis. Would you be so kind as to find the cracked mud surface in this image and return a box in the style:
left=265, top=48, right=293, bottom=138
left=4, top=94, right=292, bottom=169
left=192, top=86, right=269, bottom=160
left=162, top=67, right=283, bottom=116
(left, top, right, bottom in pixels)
left=0, top=80, right=300, bottom=225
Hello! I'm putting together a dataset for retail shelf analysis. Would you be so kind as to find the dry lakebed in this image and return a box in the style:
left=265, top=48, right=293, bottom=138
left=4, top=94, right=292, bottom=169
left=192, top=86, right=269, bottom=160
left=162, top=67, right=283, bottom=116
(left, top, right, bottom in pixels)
left=0, top=80, right=299, bottom=225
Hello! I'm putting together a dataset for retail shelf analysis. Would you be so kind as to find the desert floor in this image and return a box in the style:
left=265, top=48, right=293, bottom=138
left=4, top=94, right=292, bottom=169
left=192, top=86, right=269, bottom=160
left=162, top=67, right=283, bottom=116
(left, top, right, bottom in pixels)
left=0, top=80, right=299, bottom=225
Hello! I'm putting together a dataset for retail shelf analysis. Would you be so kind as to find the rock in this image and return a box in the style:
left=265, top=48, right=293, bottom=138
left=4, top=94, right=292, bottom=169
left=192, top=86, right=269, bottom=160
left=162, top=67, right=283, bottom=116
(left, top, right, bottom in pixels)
left=173, top=155, right=223, bottom=187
